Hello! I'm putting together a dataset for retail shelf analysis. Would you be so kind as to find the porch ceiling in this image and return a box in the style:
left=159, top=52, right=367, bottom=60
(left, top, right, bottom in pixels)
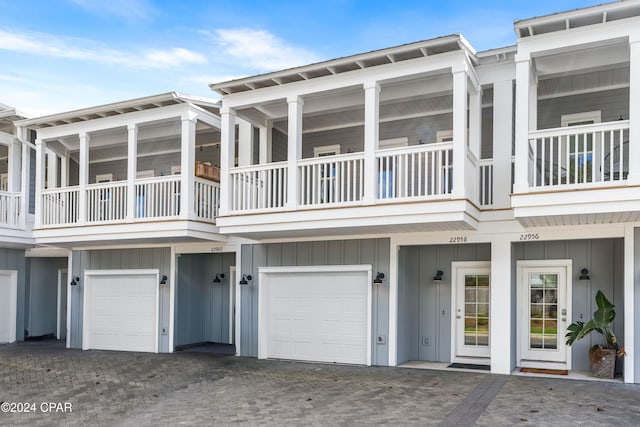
left=517, top=211, right=640, bottom=228
left=533, top=42, right=629, bottom=80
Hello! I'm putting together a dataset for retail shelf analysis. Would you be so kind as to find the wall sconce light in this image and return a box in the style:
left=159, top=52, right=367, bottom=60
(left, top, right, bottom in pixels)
left=579, top=268, right=590, bottom=280
left=239, top=274, right=252, bottom=285
left=618, top=115, right=624, bottom=121
left=159, top=274, right=168, bottom=285
left=373, top=272, right=385, bottom=284
left=70, top=276, right=80, bottom=286
left=213, top=273, right=225, bottom=283
left=433, top=270, right=444, bottom=281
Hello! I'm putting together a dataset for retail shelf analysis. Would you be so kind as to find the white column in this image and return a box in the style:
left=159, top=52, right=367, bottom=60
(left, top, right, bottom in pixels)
left=8, top=140, right=21, bottom=192
left=60, top=152, right=69, bottom=188
left=469, top=86, right=482, bottom=158
left=259, top=120, right=273, bottom=164
left=493, top=78, right=514, bottom=209
left=624, top=225, right=635, bottom=383
left=126, top=124, right=138, bottom=221
left=34, top=138, right=45, bottom=228
left=180, top=112, right=197, bottom=220
left=219, top=107, right=236, bottom=216
left=46, top=149, right=57, bottom=189
left=20, top=140, right=28, bottom=227
left=513, top=57, right=532, bottom=193
left=238, top=119, right=253, bottom=166
left=628, top=38, right=640, bottom=184
left=287, top=96, right=303, bottom=210
left=78, top=132, right=89, bottom=224
left=490, top=235, right=512, bottom=375
left=363, top=81, right=380, bottom=204
left=451, top=66, right=468, bottom=198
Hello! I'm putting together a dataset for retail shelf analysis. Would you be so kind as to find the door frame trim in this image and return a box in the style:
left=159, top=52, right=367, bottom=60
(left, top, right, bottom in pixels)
left=516, top=260, right=573, bottom=370
left=0, top=270, right=18, bottom=344
left=257, top=265, right=373, bottom=366
left=57, top=269, right=68, bottom=340
left=451, top=261, right=491, bottom=364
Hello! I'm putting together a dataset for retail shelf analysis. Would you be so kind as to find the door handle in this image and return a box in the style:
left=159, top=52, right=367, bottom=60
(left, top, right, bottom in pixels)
left=561, top=317, right=566, bottom=321
left=456, top=315, right=461, bottom=319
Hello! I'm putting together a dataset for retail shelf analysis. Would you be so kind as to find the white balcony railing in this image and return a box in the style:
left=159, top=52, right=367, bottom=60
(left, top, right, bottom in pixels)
left=230, top=161, right=288, bottom=212
left=478, top=159, right=493, bottom=207
left=376, top=142, right=453, bottom=200
left=39, top=175, right=220, bottom=227
left=299, top=153, right=364, bottom=207
left=87, top=181, right=127, bottom=223
left=194, top=177, right=220, bottom=220
left=0, top=191, right=21, bottom=227
left=41, top=187, right=79, bottom=226
left=528, top=121, right=629, bottom=189
left=134, top=176, right=181, bottom=219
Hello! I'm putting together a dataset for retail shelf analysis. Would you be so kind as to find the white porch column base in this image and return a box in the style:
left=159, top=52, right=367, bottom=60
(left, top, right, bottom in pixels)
left=490, top=235, right=513, bottom=375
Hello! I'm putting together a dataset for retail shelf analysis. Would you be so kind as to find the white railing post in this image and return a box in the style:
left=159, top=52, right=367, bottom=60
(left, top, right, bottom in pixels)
left=126, top=124, right=138, bottom=221
left=363, top=81, right=380, bottom=204
left=493, top=78, right=514, bottom=208
left=78, top=132, right=89, bottom=225
left=514, top=56, right=535, bottom=193
left=180, top=112, right=197, bottom=220
left=34, top=138, right=45, bottom=228
left=287, top=96, right=303, bottom=210
left=219, top=107, right=236, bottom=216
left=451, top=64, right=468, bottom=198
left=628, top=37, right=640, bottom=184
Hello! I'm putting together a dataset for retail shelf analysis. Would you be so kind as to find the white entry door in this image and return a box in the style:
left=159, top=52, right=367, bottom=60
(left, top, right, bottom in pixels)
left=0, top=271, right=17, bottom=343
left=453, top=263, right=490, bottom=360
left=518, top=261, right=571, bottom=369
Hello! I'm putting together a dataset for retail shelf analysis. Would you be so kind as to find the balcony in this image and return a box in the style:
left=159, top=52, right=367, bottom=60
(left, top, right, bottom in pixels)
left=0, top=191, right=21, bottom=228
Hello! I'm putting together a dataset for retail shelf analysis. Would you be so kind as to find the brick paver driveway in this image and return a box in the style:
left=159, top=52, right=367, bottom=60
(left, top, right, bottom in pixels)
left=2, top=341, right=640, bottom=426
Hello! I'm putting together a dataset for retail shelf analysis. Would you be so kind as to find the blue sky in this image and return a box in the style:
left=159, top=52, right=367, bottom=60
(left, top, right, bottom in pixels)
left=0, top=0, right=601, bottom=116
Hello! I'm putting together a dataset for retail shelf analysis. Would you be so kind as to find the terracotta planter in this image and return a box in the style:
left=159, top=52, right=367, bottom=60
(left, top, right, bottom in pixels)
left=589, top=347, right=616, bottom=379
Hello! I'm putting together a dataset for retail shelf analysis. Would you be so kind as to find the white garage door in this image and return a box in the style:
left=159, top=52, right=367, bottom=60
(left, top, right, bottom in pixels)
left=83, top=270, right=158, bottom=353
left=259, top=267, right=370, bottom=365
left=0, top=271, right=17, bottom=344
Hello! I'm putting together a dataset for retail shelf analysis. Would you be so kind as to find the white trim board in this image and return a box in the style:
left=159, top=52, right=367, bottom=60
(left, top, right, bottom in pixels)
left=0, top=270, right=18, bottom=344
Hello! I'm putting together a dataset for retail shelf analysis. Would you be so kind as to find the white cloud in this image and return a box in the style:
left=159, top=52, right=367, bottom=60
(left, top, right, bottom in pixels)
left=69, top=0, right=155, bottom=22
left=0, top=28, right=206, bottom=69
left=211, top=28, right=320, bottom=71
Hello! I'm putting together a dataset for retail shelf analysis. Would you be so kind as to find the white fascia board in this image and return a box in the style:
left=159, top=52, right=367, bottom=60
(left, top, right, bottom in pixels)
left=0, top=132, right=14, bottom=145
left=222, top=51, right=467, bottom=109
left=477, top=61, right=516, bottom=85
left=515, top=18, right=640, bottom=60
left=36, top=103, right=189, bottom=140
left=25, top=247, right=69, bottom=257
left=186, top=104, right=221, bottom=129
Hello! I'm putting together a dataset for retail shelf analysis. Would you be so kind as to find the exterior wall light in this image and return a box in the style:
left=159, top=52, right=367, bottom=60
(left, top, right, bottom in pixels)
left=159, top=275, right=168, bottom=285
left=213, top=273, right=225, bottom=283
left=433, top=270, right=444, bottom=281
left=70, top=276, right=80, bottom=286
left=239, top=274, right=252, bottom=285
left=579, top=268, right=590, bottom=280
left=373, top=272, right=385, bottom=284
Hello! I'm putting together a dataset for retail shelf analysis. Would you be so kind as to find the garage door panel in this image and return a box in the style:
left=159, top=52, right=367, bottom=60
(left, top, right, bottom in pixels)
left=85, top=272, right=158, bottom=353
left=262, top=269, right=369, bottom=365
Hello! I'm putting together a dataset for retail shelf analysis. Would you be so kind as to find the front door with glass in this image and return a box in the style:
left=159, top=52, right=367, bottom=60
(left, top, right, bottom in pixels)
left=453, top=263, right=490, bottom=361
left=518, top=261, right=571, bottom=369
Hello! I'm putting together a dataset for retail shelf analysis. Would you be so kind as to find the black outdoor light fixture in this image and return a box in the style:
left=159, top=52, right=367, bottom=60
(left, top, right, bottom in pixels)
left=239, top=274, right=252, bottom=285
left=70, top=276, right=80, bottom=286
left=159, top=274, right=168, bottom=285
left=433, top=270, right=444, bottom=281
left=373, top=272, right=385, bottom=284
left=213, top=273, right=225, bottom=283
left=579, top=268, right=591, bottom=280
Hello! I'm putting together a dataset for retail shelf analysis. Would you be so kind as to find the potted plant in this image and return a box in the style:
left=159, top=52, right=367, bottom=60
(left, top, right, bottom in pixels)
left=565, top=290, right=625, bottom=378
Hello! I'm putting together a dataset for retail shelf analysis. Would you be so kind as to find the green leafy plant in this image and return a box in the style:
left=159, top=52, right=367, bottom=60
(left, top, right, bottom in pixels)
left=565, top=290, right=625, bottom=358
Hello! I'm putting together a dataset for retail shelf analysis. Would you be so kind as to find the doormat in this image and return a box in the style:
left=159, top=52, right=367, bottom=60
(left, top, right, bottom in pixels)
left=519, top=367, right=568, bottom=375
left=447, top=363, right=491, bottom=371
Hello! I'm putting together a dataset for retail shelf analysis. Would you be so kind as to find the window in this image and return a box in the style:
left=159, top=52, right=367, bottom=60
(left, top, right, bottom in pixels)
left=313, top=144, right=341, bottom=157
left=170, top=165, right=181, bottom=175
left=95, top=173, right=113, bottom=183
left=436, top=130, right=453, bottom=143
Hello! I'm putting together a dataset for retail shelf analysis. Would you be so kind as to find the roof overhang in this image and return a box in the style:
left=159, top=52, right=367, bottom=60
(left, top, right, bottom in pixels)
left=210, top=34, right=477, bottom=96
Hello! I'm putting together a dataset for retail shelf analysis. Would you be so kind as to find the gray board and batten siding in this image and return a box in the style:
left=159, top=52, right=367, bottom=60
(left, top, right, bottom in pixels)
left=396, top=243, right=491, bottom=366
left=175, top=252, right=235, bottom=347
left=0, top=248, right=26, bottom=341
left=240, top=238, right=390, bottom=365
left=69, top=248, right=172, bottom=352
left=512, top=238, right=624, bottom=373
